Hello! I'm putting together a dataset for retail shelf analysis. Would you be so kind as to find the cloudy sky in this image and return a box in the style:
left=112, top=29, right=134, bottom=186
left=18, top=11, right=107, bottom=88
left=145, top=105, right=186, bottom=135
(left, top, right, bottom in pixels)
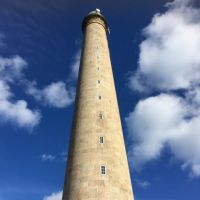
left=0, top=0, right=200, bottom=200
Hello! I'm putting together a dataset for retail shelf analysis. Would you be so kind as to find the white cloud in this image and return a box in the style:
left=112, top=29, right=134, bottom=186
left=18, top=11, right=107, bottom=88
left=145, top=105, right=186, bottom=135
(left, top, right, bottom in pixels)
left=26, top=49, right=80, bottom=108
left=0, top=80, right=40, bottom=128
left=43, top=191, right=62, bottom=200
left=41, top=154, right=55, bottom=162
left=126, top=94, right=200, bottom=177
left=126, top=94, right=185, bottom=167
left=0, top=38, right=80, bottom=128
left=69, top=49, right=81, bottom=80
left=0, top=56, right=27, bottom=83
left=135, top=179, right=151, bottom=189
left=126, top=0, right=200, bottom=177
left=129, top=0, right=200, bottom=91
left=27, top=81, right=74, bottom=108
left=0, top=56, right=40, bottom=128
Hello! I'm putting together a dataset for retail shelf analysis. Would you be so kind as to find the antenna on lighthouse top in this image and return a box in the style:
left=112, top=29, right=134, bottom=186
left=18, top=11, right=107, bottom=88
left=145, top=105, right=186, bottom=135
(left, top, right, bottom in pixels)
left=96, top=8, right=101, bottom=13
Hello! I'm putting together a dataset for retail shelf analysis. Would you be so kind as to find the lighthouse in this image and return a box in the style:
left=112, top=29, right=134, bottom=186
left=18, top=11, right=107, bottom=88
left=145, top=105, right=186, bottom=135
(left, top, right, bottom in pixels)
left=62, top=9, right=134, bottom=200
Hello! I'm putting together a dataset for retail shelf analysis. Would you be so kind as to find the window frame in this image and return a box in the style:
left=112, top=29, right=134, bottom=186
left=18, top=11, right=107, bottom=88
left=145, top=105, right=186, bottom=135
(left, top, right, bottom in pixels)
left=99, top=113, right=103, bottom=119
left=99, top=136, right=104, bottom=144
left=101, top=165, right=106, bottom=175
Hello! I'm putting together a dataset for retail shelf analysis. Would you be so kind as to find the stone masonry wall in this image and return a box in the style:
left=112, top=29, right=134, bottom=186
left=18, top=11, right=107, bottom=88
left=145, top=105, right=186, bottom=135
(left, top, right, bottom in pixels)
left=62, top=14, right=134, bottom=200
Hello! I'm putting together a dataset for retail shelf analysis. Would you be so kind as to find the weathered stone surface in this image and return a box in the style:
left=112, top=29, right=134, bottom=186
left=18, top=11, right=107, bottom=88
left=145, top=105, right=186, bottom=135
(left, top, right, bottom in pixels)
left=62, top=10, right=134, bottom=200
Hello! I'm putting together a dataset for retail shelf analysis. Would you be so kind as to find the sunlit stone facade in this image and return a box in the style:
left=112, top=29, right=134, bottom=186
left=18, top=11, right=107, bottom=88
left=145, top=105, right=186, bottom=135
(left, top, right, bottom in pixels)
left=62, top=9, right=134, bottom=200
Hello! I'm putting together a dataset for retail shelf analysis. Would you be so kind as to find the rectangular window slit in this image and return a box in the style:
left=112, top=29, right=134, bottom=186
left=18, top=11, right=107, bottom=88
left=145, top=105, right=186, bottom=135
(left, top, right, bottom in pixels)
left=101, top=166, right=106, bottom=175
left=99, top=136, right=104, bottom=144
left=99, top=113, right=103, bottom=119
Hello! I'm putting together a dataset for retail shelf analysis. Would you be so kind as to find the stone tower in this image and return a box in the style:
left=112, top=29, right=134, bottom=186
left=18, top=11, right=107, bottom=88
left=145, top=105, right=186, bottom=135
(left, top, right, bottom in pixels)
left=62, top=9, right=134, bottom=200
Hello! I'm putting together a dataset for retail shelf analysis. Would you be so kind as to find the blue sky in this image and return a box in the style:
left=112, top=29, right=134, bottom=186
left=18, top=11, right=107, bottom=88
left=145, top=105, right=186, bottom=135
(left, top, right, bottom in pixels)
left=0, top=0, right=200, bottom=200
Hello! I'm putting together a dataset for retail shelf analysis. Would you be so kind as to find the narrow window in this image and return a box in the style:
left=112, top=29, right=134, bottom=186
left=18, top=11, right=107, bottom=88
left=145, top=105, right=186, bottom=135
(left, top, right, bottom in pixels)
left=101, top=166, right=106, bottom=175
left=97, top=67, right=99, bottom=71
left=99, top=113, right=103, bottom=119
left=98, top=96, right=101, bottom=100
left=99, top=136, right=104, bottom=144
left=98, top=80, right=100, bottom=84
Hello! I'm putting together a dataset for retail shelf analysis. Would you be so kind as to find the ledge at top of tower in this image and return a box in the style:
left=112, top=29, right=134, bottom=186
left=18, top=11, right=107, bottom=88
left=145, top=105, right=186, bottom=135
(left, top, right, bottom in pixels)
left=82, top=8, right=109, bottom=33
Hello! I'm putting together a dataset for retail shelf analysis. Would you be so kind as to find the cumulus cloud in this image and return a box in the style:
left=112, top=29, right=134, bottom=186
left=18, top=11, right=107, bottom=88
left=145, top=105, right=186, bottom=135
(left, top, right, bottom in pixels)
left=129, top=0, right=200, bottom=91
left=0, top=37, right=80, bottom=128
left=0, top=55, right=27, bottom=82
left=41, top=154, right=55, bottom=162
left=126, top=94, right=200, bottom=176
left=0, top=56, right=40, bottom=128
left=43, top=191, right=62, bottom=200
left=27, top=81, right=74, bottom=108
left=127, top=0, right=200, bottom=177
left=26, top=49, right=80, bottom=108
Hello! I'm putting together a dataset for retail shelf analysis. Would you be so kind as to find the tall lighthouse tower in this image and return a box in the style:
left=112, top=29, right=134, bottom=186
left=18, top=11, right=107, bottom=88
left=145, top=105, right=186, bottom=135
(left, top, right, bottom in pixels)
left=62, top=9, right=134, bottom=200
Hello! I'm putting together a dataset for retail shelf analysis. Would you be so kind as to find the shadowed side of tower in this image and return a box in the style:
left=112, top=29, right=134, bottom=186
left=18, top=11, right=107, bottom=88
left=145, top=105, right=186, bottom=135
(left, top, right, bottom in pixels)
left=62, top=9, right=134, bottom=200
